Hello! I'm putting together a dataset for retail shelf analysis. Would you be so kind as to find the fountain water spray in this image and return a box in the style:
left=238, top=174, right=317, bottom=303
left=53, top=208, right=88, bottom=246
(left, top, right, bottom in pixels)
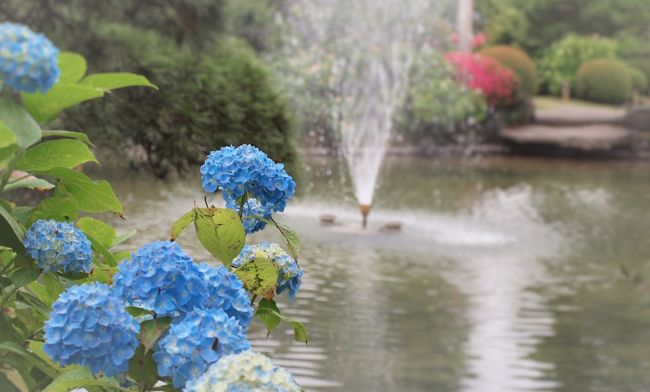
left=284, top=0, right=448, bottom=227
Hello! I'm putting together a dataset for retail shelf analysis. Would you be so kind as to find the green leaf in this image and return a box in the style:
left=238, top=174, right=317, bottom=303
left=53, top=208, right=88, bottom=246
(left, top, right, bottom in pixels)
left=255, top=299, right=309, bottom=343
left=85, top=233, right=116, bottom=267
left=113, top=229, right=136, bottom=247
left=139, top=317, right=173, bottom=354
left=0, top=200, right=25, bottom=244
left=22, top=84, right=104, bottom=124
left=0, top=121, right=16, bottom=149
left=0, top=367, right=29, bottom=392
left=16, top=139, right=96, bottom=172
left=9, top=266, right=40, bottom=288
left=291, top=320, right=309, bottom=344
left=76, top=217, right=116, bottom=249
left=3, top=177, right=54, bottom=193
left=271, top=218, right=302, bottom=260
left=194, top=208, right=245, bottom=265
left=256, top=298, right=282, bottom=333
left=28, top=341, right=63, bottom=372
left=42, top=367, right=120, bottom=392
left=89, top=265, right=117, bottom=284
left=170, top=210, right=194, bottom=241
left=0, top=145, right=18, bottom=170
left=42, top=168, right=123, bottom=215
left=127, top=345, right=158, bottom=387
left=0, top=97, right=41, bottom=148
left=234, top=255, right=278, bottom=299
left=80, top=72, right=157, bottom=91
left=42, top=273, right=64, bottom=304
left=41, top=130, right=94, bottom=147
left=125, top=307, right=153, bottom=318
left=0, top=341, right=58, bottom=379
left=29, top=194, right=79, bottom=224
left=57, top=52, right=87, bottom=84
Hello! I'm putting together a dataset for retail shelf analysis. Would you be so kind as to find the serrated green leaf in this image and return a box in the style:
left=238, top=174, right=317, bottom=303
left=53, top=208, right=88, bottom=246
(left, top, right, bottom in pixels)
left=9, top=266, right=40, bottom=288
left=139, top=317, right=172, bottom=354
left=170, top=210, right=194, bottom=241
left=41, top=130, right=94, bottom=147
left=22, top=84, right=104, bottom=124
left=291, top=320, right=309, bottom=344
left=80, top=72, right=157, bottom=91
left=57, top=52, right=87, bottom=84
left=0, top=121, right=16, bottom=149
left=194, top=208, right=245, bottom=265
left=41, top=168, right=122, bottom=215
left=0, top=97, right=41, bottom=148
left=3, top=177, right=54, bottom=193
left=42, top=366, right=120, bottom=392
left=234, top=255, right=278, bottom=299
left=29, top=194, right=79, bottom=224
left=256, top=298, right=282, bottom=333
left=76, top=217, right=116, bottom=249
left=270, top=218, right=302, bottom=260
left=16, top=139, right=96, bottom=172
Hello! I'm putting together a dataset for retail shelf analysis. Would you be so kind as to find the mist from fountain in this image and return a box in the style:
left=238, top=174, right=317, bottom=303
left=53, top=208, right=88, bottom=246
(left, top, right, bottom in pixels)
left=284, top=0, right=451, bottom=220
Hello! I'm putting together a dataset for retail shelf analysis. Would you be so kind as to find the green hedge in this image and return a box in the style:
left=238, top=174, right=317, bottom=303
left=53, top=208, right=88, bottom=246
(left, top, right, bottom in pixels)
left=575, top=59, right=632, bottom=104
left=482, top=45, right=538, bottom=96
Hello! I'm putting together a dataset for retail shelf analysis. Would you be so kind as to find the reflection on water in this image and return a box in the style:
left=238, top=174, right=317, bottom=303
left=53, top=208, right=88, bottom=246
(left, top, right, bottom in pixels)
left=106, top=156, right=650, bottom=391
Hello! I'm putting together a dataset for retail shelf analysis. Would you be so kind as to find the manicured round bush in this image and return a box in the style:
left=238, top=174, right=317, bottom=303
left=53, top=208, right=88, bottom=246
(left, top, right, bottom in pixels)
left=481, top=45, right=538, bottom=96
left=575, top=59, right=632, bottom=104
left=628, top=67, right=648, bottom=93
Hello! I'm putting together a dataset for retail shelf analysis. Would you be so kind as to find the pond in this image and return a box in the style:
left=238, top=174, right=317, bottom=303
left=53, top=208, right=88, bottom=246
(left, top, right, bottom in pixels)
left=106, top=155, right=650, bottom=392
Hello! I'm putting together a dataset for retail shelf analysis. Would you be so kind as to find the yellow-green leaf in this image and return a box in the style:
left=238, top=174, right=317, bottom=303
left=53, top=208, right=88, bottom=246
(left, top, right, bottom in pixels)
left=16, top=139, right=96, bottom=171
left=193, top=208, right=245, bottom=265
left=234, top=255, right=278, bottom=299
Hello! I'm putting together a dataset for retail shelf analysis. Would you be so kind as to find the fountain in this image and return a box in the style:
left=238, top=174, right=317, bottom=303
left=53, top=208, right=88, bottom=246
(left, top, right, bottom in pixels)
left=284, top=0, right=449, bottom=227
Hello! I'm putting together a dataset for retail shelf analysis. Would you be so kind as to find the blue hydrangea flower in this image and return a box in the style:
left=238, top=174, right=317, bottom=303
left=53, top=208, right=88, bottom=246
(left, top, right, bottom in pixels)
left=43, top=283, right=140, bottom=377
left=197, top=263, right=254, bottom=331
left=153, top=308, right=250, bottom=388
left=185, top=350, right=301, bottom=392
left=200, top=145, right=296, bottom=216
left=24, top=219, right=93, bottom=273
left=0, top=22, right=59, bottom=93
left=232, top=242, right=303, bottom=300
left=112, top=241, right=207, bottom=316
left=228, top=197, right=271, bottom=234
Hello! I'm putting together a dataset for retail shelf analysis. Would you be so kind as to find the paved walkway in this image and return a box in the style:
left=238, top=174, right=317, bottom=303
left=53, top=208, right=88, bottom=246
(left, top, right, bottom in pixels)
left=501, top=101, right=632, bottom=155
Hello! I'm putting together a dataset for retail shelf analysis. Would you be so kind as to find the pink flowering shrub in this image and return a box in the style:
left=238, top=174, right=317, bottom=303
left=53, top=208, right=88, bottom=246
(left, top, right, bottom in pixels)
left=445, top=52, right=515, bottom=106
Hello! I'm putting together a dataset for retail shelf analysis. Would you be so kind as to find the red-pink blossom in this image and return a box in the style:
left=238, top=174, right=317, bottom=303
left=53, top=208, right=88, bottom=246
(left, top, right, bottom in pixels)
left=444, top=52, right=515, bottom=106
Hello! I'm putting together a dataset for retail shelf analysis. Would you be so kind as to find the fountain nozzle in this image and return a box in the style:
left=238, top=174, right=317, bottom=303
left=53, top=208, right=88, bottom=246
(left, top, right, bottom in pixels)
left=359, top=204, right=371, bottom=229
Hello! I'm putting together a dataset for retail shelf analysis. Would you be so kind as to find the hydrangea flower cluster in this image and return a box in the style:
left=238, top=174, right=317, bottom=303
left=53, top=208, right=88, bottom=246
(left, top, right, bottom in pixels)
left=229, top=197, right=271, bottom=234
left=200, top=145, right=296, bottom=216
left=233, top=242, right=303, bottom=300
left=43, top=283, right=140, bottom=376
left=112, top=241, right=207, bottom=316
left=24, top=219, right=93, bottom=273
left=0, top=22, right=59, bottom=93
left=153, top=308, right=250, bottom=388
left=185, top=350, right=301, bottom=392
left=197, top=263, right=254, bottom=330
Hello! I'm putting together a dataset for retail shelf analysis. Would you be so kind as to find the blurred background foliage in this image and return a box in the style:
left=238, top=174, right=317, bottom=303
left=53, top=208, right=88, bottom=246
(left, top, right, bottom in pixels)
left=0, top=0, right=296, bottom=178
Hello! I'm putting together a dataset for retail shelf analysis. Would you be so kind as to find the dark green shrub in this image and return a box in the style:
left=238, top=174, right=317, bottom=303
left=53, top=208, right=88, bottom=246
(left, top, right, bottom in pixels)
left=60, top=25, right=298, bottom=178
left=575, top=59, right=632, bottom=104
left=482, top=45, right=538, bottom=96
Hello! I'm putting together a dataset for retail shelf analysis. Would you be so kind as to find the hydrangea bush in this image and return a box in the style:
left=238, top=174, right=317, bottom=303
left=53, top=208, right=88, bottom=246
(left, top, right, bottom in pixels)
left=0, top=22, right=306, bottom=392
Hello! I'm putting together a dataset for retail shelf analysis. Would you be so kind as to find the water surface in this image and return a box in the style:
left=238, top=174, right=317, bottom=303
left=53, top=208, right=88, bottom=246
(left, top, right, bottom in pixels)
left=106, top=156, right=650, bottom=392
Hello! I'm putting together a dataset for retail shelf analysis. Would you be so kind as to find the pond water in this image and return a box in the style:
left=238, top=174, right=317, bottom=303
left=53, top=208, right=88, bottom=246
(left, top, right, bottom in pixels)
left=106, top=155, right=650, bottom=392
